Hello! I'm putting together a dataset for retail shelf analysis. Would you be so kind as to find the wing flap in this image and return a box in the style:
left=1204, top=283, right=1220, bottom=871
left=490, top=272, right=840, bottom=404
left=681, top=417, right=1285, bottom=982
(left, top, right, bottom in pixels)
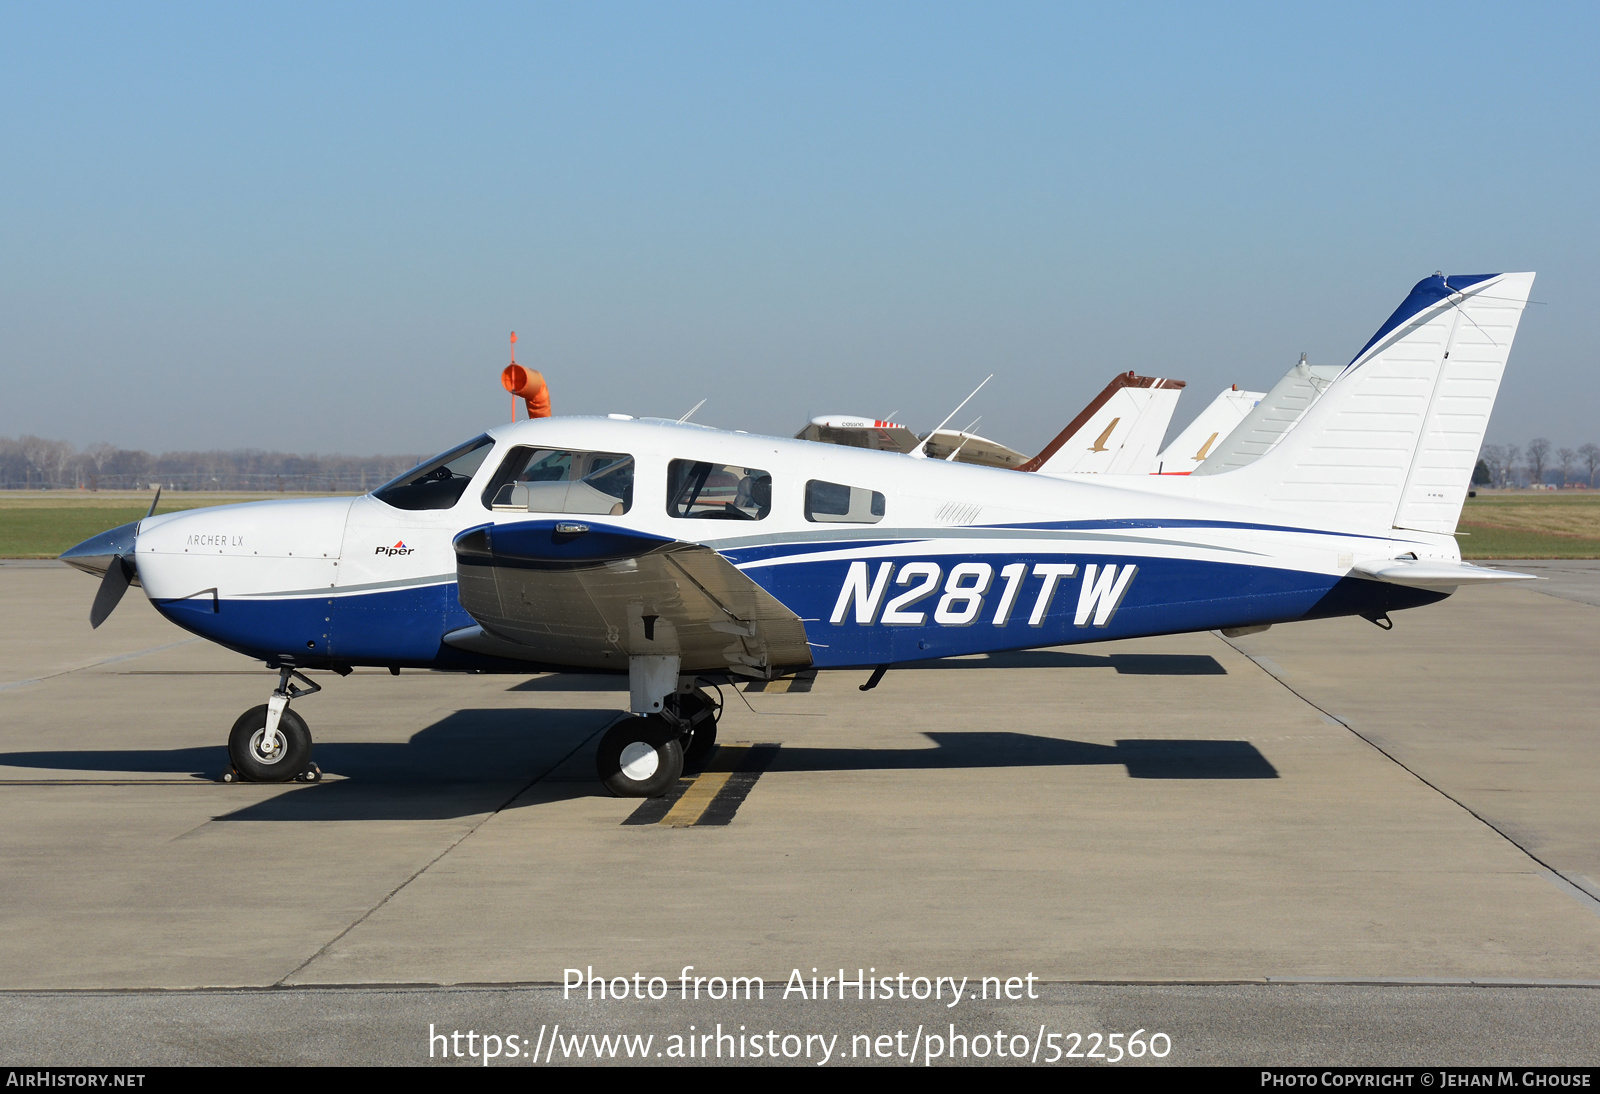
left=453, top=520, right=813, bottom=674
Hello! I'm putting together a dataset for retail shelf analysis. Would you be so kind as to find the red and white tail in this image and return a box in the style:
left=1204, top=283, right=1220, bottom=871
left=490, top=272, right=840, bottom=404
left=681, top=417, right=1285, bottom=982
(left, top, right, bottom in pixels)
left=1022, top=372, right=1186, bottom=475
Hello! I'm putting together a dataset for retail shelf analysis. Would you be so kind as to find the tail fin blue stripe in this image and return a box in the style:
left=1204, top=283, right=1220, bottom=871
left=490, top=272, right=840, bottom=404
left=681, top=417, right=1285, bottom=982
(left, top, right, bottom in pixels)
left=1349, top=273, right=1498, bottom=365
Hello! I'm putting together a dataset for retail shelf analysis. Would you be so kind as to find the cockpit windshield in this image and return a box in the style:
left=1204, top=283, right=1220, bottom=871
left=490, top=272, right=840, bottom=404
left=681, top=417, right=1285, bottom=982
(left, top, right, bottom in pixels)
left=372, top=435, right=494, bottom=511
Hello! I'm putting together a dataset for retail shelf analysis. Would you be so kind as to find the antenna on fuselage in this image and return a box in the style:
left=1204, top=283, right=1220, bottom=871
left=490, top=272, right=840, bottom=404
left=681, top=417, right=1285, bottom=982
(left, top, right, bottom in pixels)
left=910, top=375, right=993, bottom=460
left=677, top=398, right=708, bottom=424
left=945, top=417, right=982, bottom=462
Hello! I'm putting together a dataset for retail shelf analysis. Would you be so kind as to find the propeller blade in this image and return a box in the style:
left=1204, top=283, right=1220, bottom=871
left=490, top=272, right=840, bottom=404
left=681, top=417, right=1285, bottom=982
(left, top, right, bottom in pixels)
left=145, top=487, right=162, bottom=520
left=89, top=556, right=133, bottom=629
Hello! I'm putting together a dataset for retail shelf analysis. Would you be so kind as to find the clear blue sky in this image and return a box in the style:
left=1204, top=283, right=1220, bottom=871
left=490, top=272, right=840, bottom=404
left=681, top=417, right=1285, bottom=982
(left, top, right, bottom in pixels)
left=2, top=2, right=1596, bottom=458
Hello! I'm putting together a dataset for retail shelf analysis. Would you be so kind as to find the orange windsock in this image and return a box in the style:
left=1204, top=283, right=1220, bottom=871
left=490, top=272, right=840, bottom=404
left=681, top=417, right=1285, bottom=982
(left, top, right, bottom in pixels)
left=502, top=364, right=551, bottom=419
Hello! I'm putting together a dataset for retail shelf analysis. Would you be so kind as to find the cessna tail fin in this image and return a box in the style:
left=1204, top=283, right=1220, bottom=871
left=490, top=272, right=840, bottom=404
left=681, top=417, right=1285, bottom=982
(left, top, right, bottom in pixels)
left=1021, top=372, right=1186, bottom=475
left=1154, top=385, right=1264, bottom=475
left=1206, top=273, right=1535, bottom=534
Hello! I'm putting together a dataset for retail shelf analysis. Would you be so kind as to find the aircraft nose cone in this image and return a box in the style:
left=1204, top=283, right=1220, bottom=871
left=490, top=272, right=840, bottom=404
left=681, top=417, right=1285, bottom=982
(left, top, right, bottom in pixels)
left=59, top=521, right=141, bottom=578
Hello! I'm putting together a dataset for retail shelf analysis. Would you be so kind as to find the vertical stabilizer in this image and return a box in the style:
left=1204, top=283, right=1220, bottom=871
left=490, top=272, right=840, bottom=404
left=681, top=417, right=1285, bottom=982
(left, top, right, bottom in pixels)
left=1191, top=358, right=1342, bottom=475
left=1154, top=385, right=1264, bottom=474
left=1022, top=372, right=1186, bottom=475
left=1204, top=273, right=1534, bottom=534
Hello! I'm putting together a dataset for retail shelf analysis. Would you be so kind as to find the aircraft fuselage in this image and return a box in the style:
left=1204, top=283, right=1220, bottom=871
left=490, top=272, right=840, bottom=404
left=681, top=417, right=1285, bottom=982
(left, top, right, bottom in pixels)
left=123, top=416, right=1450, bottom=673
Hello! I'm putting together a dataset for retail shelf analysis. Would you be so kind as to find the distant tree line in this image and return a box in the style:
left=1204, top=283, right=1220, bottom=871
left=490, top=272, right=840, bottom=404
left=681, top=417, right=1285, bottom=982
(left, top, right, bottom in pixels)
left=0, top=436, right=427, bottom=493
left=1476, top=441, right=1600, bottom=489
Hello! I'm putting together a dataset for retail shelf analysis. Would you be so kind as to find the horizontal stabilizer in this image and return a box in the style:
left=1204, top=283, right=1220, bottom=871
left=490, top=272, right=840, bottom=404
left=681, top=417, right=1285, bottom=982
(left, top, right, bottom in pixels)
left=1351, top=559, right=1537, bottom=589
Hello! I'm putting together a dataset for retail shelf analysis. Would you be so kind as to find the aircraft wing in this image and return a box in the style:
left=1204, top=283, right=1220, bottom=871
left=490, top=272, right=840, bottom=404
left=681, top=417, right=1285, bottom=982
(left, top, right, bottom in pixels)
left=1020, top=372, right=1186, bottom=475
left=796, top=416, right=921, bottom=454
left=448, top=519, right=814, bottom=676
left=919, top=428, right=1029, bottom=468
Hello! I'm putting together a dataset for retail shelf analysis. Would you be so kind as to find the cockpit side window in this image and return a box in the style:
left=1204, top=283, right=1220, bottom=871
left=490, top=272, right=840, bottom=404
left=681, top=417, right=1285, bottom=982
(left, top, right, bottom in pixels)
left=804, top=480, right=885, bottom=524
left=372, top=435, right=494, bottom=511
left=667, top=460, right=771, bottom=520
left=482, top=447, right=634, bottom=516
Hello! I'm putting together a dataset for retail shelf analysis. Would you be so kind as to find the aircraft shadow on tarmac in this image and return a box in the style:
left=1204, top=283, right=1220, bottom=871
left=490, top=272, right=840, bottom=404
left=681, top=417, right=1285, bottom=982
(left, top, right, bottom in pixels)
left=0, top=707, right=1276, bottom=822
left=904, top=651, right=1229, bottom=675
left=505, top=652, right=1227, bottom=692
left=768, top=734, right=1276, bottom=780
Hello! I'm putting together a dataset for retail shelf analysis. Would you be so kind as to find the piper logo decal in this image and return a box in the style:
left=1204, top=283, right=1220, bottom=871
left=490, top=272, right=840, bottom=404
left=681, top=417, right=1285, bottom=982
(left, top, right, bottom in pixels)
left=375, top=541, right=415, bottom=556
left=830, top=560, right=1136, bottom=628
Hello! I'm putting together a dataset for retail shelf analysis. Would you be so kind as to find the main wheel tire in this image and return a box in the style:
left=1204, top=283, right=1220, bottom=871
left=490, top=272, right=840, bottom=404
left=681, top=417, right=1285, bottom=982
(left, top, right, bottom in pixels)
left=596, top=716, right=684, bottom=798
left=228, top=705, right=313, bottom=783
left=683, top=720, right=718, bottom=767
left=669, top=688, right=721, bottom=767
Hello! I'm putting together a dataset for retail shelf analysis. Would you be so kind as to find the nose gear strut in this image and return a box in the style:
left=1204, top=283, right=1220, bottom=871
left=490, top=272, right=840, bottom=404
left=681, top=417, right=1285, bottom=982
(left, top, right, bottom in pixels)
left=222, top=667, right=324, bottom=783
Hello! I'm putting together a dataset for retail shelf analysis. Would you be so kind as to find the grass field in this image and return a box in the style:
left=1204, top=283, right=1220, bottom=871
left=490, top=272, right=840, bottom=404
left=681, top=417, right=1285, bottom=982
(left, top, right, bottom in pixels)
left=1456, top=491, right=1600, bottom=558
left=4, top=488, right=1598, bottom=559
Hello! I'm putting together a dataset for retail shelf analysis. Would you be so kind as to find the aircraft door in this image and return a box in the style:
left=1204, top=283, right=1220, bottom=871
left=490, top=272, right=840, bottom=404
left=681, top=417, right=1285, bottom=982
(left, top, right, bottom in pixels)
left=329, top=437, right=496, bottom=664
left=330, top=495, right=461, bottom=663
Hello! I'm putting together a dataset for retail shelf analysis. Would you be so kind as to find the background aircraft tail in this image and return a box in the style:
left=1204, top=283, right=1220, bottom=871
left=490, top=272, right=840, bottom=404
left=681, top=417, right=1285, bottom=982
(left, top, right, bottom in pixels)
left=1201, top=272, right=1535, bottom=535
left=1022, top=372, right=1185, bottom=474
left=1190, top=359, right=1342, bottom=475
left=1154, top=384, right=1264, bottom=474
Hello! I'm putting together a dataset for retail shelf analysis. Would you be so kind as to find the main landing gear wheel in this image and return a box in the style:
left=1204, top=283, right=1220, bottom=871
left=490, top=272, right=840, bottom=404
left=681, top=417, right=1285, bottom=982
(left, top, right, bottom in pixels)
left=228, top=705, right=312, bottom=783
left=669, top=688, right=721, bottom=767
left=596, top=716, right=684, bottom=798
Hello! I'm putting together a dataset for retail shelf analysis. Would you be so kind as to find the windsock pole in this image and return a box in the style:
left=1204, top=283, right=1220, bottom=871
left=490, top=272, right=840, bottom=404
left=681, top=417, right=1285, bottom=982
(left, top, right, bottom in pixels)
left=509, top=332, right=518, bottom=422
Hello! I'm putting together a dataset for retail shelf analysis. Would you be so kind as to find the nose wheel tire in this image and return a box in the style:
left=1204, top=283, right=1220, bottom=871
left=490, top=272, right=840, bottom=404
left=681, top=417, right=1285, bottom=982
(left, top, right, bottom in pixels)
left=597, top=716, right=684, bottom=798
left=228, top=705, right=313, bottom=783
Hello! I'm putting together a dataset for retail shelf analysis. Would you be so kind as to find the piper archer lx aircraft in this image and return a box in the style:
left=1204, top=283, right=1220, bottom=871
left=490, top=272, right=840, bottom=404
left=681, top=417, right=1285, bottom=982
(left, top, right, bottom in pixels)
left=61, top=272, right=1538, bottom=798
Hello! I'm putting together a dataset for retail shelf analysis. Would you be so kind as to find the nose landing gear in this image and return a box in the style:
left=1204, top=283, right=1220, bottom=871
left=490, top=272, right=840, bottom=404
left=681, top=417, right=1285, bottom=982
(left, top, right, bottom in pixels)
left=223, top=668, right=323, bottom=783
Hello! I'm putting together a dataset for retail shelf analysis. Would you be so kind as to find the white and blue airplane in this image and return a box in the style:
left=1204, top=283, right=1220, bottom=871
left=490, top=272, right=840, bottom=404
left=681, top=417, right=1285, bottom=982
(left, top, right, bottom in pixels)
left=61, top=272, right=1537, bottom=797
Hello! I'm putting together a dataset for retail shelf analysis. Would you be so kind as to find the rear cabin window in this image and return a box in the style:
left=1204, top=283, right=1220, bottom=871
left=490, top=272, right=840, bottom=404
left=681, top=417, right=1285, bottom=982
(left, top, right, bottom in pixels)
left=804, top=480, right=885, bottom=524
left=481, top=448, right=634, bottom=515
left=667, top=460, right=772, bottom=520
left=373, top=435, right=494, bottom=511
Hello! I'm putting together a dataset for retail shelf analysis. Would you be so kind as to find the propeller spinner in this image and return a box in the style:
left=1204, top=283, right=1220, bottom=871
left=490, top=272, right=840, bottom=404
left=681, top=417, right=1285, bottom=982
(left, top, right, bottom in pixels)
left=59, top=488, right=160, bottom=628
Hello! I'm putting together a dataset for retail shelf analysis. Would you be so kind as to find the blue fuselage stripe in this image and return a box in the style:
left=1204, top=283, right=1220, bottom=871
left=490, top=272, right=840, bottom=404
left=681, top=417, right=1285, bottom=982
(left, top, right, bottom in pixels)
left=153, top=552, right=1440, bottom=671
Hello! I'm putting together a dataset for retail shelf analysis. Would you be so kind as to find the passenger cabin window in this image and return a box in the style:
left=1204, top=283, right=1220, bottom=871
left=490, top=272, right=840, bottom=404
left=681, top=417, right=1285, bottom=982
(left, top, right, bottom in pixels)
left=667, top=460, right=772, bottom=520
left=804, top=480, right=885, bottom=524
left=482, top=448, right=634, bottom=515
left=372, top=435, right=494, bottom=511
